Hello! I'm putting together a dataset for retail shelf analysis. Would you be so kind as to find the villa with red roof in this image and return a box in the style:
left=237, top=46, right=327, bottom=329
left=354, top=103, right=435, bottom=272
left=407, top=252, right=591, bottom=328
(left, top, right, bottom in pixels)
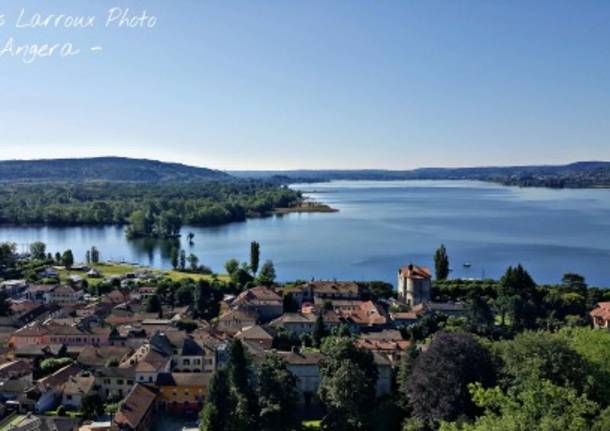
left=397, top=263, right=432, bottom=306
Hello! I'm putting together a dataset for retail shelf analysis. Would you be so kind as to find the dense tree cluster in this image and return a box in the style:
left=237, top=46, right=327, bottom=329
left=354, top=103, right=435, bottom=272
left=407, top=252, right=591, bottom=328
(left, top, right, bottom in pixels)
left=318, top=338, right=379, bottom=430
left=390, top=328, right=610, bottom=431
left=253, top=161, right=610, bottom=189
left=431, top=267, right=608, bottom=337
left=200, top=340, right=299, bottom=431
left=0, top=180, right=301, bottom=238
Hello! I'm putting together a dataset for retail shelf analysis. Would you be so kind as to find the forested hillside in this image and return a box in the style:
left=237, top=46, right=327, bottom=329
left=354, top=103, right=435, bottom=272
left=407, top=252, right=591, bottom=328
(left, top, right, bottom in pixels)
left=0, top=158, right=301, bottom=238
left=231, top=161, right=610, bottom=188
left=0, top=157, right=228, bottom=183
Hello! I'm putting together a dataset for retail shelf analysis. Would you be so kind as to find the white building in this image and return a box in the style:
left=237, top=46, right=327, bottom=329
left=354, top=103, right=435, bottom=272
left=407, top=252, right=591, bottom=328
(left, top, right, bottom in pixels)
left=397, top=264, right=432, bottom=306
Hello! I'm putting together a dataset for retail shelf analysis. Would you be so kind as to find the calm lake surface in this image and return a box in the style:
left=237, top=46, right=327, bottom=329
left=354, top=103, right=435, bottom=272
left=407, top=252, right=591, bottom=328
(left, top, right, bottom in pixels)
left=1, top=180, right=610, bottom=286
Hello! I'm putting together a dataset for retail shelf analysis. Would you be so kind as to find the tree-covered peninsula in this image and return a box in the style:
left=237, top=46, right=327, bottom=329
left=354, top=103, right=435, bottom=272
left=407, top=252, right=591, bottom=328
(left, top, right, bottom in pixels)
left=0, top=158, right=302, bottom=239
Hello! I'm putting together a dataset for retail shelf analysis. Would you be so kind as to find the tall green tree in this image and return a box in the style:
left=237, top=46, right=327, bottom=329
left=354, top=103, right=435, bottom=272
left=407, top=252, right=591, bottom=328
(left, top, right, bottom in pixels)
left=465, top=292, right=494, bottom=335
left=126, top=209, right=153, bottom=239
left=146, top=294, right=162, bottom=314
left=319, top=338, right=379, bottom=431
left=0, top=242, right=16, bottom=267
left=227, top=340, right=259, bottom=430
left=179, top=249, right=186, bottom=271
left=493, top=331, right=602, bottom=404
left=440, top=380, right=598, bottom=431
left=225, top=258, right=239, bottom=276
left=257, top=260, right=276, bottom=286
left=193, top=280, right=221, bottom=320
left=250, top=241, right=260, bottom=275
left=61, top=249, right=74, bottom=269
left=258, top=354, right=299, bottom=431
left=407, top=332, right=495, bottom=426
left=396, top=346, right=420, bottom=411
left=434, top=244, right=450, bottom=280
left=170, top=247, right=179, bottom=270
left=321, top=361, right=372, bottom=431
left=312, top=314, right=327, bottom=348
left=90, top=246, right=100, bottom=263
left=200, top=368, right=233, bottom=431
left=176, top=285, right=194, bottom=306
left=153, top=209, right=182, bottom=238
left=187, top=253, right=200, bottom=271
left=497, top=264, right=538, bottom=330
left=29, top=241, right=46, bottom=260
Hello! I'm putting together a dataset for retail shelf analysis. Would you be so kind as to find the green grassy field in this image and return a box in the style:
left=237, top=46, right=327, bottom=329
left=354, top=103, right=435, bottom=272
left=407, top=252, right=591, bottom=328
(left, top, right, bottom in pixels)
left=59, top=262, right=229, bottom=286
left=301, top=420, right=322, bottom=430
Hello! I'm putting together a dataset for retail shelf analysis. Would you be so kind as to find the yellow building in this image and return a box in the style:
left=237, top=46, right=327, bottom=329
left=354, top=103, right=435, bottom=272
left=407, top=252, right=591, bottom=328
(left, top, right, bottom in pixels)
left=156, top=372, right=212, bottom=414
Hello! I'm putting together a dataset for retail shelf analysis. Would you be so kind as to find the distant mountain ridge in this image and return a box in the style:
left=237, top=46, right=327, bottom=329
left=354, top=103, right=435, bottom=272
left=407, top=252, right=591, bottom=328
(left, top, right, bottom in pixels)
left=2, top=157, right=609, bottom=188
left=0, top=157, right=229, bottom=183
left=230, top=161, right=610, bottom=188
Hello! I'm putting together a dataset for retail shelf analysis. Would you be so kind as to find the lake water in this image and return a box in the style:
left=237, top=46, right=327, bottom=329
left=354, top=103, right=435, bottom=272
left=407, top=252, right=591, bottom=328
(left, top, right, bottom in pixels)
left=1, top=180, right=610, bottom=287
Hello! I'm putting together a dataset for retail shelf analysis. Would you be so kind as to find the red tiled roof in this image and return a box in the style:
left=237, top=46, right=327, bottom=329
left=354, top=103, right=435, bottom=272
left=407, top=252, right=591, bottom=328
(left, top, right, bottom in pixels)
left=233, top=286, right=282, bottom=306
left=13, top=323, right=49, bottom=337
left=335, top=300, right=388, bottom=326
left=591, top=302, right=610, bottom=320
left=113, top=384, right=157, bottom=430
left=37, top=364, right=82, bottom=391
left=135, top=349, right=170, bottom=373
left=399, top=264, right=432, bottom=279
left=63, top=374, right=95, bottom=396
left=355, top=338, right=412, bottom=352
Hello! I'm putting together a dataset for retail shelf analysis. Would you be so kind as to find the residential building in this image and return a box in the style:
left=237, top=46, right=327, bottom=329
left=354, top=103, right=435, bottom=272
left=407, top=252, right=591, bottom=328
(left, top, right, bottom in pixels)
left=278, top=351, right=322, bottom=407
left=232, top=286, right=283, bottom=322
left=0, top=279, right=28, bottom=298
left=132, top=346, right=171, bottom=384
left=113, top=384, right=157, bottom=431
left=76, top=345, right=132, bottom=370
left=216, top=309, right=257, bottom=334
left=286, top=281, right=362, bottom=306
left=61, top=374, right=96, bottom=410
left=34, top=363, right=82, bottom=413
left=46, top=286, right=84, bottom=305
left=234, top=325, right=275, bottom=350
left=156, top=372, right=212, bottom=414
left=0, top=360, right=33, bottom=383
left=46, top=323, right=111, bottom=347
left=268, top=313, right=316, bottom=336
left=95, top=367, right=135, bottom=400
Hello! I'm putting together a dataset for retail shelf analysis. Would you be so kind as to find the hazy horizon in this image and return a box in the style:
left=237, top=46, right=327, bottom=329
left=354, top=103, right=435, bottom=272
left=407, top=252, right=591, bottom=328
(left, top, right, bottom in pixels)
left=2, top=1, right=610, bottom=169
left=1, top=154, right=609, bottom=173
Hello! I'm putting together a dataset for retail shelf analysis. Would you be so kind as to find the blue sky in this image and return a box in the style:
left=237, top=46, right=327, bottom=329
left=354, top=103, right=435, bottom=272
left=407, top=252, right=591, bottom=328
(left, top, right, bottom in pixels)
left=1, top=0, right=610, bottom=170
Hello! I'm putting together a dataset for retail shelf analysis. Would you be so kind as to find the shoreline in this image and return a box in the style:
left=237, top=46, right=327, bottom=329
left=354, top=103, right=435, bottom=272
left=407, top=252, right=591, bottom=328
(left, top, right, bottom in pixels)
left=273, top=202, right=338, bottom=214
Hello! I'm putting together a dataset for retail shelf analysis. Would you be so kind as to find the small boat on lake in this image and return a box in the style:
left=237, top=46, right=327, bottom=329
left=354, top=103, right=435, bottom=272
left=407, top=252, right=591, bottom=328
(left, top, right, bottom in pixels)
left=463, top=262, right=472, bottom=268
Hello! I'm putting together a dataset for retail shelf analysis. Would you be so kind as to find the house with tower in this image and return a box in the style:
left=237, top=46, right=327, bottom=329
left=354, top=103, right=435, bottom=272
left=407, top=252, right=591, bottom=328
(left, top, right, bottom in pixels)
left=397, top=264, right=432, bottom=306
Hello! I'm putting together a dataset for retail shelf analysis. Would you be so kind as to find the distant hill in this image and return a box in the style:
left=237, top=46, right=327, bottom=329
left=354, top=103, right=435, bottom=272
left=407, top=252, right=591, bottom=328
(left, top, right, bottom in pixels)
left=0, top=157, right=230, bottom=183
left=230, top=161, right=610, bottom=188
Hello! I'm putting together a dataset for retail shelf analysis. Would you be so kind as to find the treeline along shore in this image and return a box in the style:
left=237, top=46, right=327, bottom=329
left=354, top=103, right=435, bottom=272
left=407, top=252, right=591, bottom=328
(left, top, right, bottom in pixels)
left=0, top=157, right=304, bottom=239
left=231, top=160, right=610, bottom=189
